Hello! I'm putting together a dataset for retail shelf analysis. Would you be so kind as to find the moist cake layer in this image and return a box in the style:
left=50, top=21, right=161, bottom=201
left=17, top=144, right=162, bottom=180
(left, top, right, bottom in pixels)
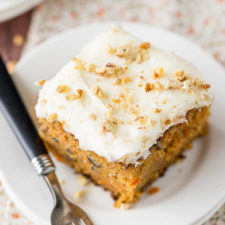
left=39, top=106, right=210, bottom=207
left=35, top=26, right=213, bottom=164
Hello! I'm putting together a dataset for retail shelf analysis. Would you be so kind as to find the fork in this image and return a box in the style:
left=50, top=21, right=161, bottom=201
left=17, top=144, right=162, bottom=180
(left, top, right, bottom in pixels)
left=0, top=57, right=94, bottom=225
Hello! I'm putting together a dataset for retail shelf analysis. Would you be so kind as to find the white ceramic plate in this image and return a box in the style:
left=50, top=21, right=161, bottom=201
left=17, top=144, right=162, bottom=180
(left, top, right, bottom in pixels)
left=0, top=0, right=42, bottom=22
left=0, top=22, right=225, bottom=225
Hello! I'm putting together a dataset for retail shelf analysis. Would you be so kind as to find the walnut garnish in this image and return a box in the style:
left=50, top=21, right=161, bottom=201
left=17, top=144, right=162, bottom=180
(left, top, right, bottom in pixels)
left=48, top=113, right=57, bottom=122
left=175, top=70, right=184, bottom=77
left=115, top=42, right=149, bottom=64
left=72, top=89, right=84, bottom=100
left=90, top=113, right=97, bottom=120
left=154, top=108, right=161, bottom=113
left=113, top=78, right=122, bottom=85
left=135, top=116, right=147, bottom=125
left=35, top=80, right=45, bottom=86
left=107, top=43, right=115, bottom=54
left=112, top=98, right=121, bottom=104
left=153, top=67, right=164, bottom=79
left=139, top=42, right=151, bottom=50
left=102, top=118, right=118, bottom=133
left=200, top=83, right=210, bottom=89
left=72, top=58, right=86, bottom=71
left=95, top=63, right=124, bottom=78
left=87, top=63, right=96, bottom=72
left=165, top=119, right=171, bottom=126
left=121, top=76, right=132, bottom=84
left=145, top=83, right=154, bottom=92
left=56, top=85, right=69, bottom=93
left=92, top=86, right=104, bottom=98
left=175, top=70, right=186, bottom=82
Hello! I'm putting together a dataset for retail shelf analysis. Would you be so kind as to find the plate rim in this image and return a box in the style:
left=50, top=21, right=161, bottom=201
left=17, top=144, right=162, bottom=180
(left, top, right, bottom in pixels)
left=1, top=21, right=225, bottom=225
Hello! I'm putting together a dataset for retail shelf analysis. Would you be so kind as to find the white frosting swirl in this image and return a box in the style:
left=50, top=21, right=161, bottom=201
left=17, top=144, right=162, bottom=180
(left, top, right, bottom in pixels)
left=35, top=26, right=213, bottom=164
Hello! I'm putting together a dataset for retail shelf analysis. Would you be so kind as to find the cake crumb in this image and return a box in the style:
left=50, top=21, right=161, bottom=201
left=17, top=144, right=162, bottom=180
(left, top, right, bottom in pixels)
left=148, top=186, right=160, bottom=195
left=120, top=203, right=131, bottom=210
left=75, top=190, right=84, bottom=199
left=78, top=175, right=89, bottom=186
left=34, top=80, right=46, bottom=86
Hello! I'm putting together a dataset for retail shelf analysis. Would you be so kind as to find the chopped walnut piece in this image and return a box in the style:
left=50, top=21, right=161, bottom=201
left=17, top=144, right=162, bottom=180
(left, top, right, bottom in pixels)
left=154, top=108, right=161, bottom=113
left=90, top=113, right=97, bottom=120
left=153, top=67, right=164, bottom=79
left=112, top=98, right=121, bottom=104
left=35, top=80, right=45, bottom=86
left=145, top=83, right=154, bottom=92
left=139, top=42, right=151, bottom=49
left=175, top=70, right=184, bottom=77
left=72, top=58, right=86, bottom=71
left=115, top=42, right=149, bottom=64
left=175, top=70, right=186, bottom=82
left=113, top=78, right=122, bottom=85
left=56, top=85, right=69, bottom=93
left=96, top=63, right=124, bottom=77
left=165, top=119, right=171, bottom=126
left=121, top=76, right=132, bottom=84
left=102, top=118, right=118, bottom=133
left=200, top=83, right=211, bottom=89
left=107, top=43, right=115, bottom=54
left=135, top=116, right=147, bottom=125
left=72, top=89, right=84, bottom=100
left=48, top=113, right=57, bottom=122
left=92, top=86, right=104, bottom=98
left=87, top=63, right=96, bottom=72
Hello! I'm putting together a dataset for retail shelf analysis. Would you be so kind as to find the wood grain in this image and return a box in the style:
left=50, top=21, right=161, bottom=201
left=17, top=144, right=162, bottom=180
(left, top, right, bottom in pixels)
left=0, top=10, right=32, bottom=64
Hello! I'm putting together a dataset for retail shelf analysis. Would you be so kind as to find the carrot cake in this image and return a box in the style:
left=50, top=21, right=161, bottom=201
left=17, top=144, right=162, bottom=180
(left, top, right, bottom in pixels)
left=35, top=26, right=213, bottom=207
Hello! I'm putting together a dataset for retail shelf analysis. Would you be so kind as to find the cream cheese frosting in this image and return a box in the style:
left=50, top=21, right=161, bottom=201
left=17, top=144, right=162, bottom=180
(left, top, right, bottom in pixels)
left=35, top=26, right=213, bottom=164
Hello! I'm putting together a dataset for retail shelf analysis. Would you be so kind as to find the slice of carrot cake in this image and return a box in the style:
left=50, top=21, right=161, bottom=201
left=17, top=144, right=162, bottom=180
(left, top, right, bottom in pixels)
left=35, top=26, right=213, bottom=207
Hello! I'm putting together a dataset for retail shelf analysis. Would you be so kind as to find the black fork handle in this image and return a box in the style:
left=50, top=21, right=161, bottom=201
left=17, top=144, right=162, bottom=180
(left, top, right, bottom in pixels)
left=0, top=57, right=47, bottom=161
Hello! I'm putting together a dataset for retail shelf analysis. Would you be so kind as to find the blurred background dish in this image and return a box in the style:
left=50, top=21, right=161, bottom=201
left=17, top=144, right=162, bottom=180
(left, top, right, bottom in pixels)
left=0, top=0, right=42, bottom=22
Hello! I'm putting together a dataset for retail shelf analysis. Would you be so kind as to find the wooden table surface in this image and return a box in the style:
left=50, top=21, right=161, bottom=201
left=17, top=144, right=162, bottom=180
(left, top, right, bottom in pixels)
left=0, top=11, right=32, bottom=66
